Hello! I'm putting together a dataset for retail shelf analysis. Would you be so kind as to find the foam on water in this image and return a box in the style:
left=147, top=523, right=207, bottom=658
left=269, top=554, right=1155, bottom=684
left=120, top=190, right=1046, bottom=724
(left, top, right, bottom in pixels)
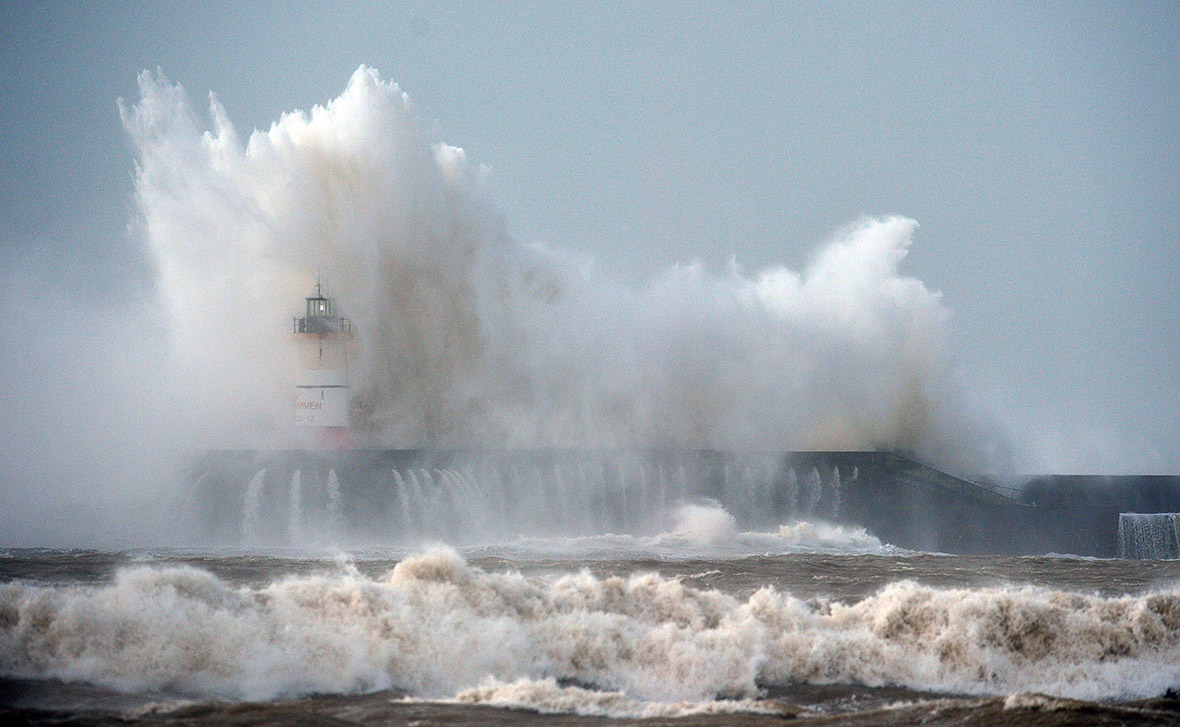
left=490, top=503, right=896, bottom=559
left=3, top=548, right=1179, bottom=707
left=450, top=677, right=788, bottom=718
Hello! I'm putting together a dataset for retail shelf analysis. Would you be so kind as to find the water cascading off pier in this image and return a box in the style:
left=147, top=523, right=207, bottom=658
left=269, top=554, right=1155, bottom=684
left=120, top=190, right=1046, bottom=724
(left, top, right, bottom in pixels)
left=1118, top=513, right=1180, bottom=559
left=184, top=449, right=1180, bottom=556
left=189, top=449, right=852, bottom=547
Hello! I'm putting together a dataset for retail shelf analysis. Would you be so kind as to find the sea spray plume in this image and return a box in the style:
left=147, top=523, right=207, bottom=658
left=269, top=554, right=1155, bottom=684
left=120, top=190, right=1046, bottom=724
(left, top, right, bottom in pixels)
left=120, top=66, right=535, bottom=448
left=121, top=66, right=1013, bottom=472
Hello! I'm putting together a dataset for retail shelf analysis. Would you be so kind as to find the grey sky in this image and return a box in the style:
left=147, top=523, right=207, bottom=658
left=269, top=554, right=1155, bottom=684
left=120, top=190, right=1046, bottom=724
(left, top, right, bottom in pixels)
left=1, top=0, right=1177, bottom=472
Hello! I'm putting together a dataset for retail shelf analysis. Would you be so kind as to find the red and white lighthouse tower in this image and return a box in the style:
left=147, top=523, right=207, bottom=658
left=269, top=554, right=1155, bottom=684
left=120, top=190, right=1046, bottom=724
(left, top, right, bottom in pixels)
left=292, top=280, right=352, bottom=447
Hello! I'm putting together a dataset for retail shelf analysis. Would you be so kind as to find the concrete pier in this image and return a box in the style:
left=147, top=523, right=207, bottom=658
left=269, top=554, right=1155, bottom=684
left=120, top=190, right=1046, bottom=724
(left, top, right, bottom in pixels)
left=185, top=449, right=1180, bottom=555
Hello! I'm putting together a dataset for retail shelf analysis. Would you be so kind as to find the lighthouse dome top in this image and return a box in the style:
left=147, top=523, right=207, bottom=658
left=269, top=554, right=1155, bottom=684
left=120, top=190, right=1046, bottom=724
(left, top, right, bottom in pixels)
left=294, top=281, right=351, bottom=336
left=305, top=285, right=334, bottom=319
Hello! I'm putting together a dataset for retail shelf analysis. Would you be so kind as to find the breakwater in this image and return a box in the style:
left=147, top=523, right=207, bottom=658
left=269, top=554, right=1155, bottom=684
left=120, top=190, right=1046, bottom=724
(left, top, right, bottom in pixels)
left=184, top=449, right=1180, bottom=556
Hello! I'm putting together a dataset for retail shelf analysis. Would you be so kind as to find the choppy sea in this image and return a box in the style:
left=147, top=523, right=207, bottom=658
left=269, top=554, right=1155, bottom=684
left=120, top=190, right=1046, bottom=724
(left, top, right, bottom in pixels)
left=3, top=508, right=1180, bottom=726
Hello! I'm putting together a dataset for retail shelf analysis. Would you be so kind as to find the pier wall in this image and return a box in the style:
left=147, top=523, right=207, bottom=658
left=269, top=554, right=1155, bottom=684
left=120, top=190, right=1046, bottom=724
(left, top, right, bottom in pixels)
left=185, top=449, right=1180, bottom=556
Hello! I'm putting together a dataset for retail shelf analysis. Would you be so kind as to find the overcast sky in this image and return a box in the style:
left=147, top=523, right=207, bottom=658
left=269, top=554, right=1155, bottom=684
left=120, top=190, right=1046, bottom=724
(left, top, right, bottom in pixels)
left=1, top=1, right=1177, bottom=472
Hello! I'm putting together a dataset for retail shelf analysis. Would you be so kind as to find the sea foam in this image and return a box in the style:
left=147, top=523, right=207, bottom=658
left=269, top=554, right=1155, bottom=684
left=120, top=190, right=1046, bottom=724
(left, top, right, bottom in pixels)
left=2, top=548, right=1179, bottom=706
left=496, top=503, right=895, bottom=559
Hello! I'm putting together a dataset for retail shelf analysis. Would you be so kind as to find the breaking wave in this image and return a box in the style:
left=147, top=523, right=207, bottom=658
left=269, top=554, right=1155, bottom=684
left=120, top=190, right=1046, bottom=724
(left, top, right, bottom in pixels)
left=3, top=549, right=1179, bottom=707
left=121, top=66, right=1013, bottom=473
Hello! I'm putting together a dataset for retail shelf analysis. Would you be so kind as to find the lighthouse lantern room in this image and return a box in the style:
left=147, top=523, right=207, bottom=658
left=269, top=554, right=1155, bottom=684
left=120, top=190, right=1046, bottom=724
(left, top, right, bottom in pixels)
left=292, top=280, right=352, bottom=437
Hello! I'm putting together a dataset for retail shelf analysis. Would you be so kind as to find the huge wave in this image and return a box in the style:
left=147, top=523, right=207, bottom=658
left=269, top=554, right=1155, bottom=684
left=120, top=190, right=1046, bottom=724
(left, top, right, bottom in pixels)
left=121, top=66, right=1013, bottom=474
left=2, top=549, right=1178, bottom=709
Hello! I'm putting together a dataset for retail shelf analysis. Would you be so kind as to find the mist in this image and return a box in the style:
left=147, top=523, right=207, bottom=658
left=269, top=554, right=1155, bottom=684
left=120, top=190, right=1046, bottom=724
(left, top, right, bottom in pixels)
left=0, top=244, right=182, bottom=546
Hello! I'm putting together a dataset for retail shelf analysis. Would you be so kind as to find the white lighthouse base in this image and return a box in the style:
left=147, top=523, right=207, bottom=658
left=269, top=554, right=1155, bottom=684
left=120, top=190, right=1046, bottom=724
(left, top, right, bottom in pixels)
left=295, top=368, right=349, bottom=428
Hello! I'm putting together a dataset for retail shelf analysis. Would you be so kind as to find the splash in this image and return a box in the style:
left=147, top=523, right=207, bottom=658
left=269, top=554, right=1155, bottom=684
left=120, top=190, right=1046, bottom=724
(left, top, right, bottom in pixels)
left=673, top=502, right=739, bottom=546
left=3, top=550, right=1179, bottom=705
left=494, top=503, right=894, bottom=559
left=121, top=66, right=1011, bottom=472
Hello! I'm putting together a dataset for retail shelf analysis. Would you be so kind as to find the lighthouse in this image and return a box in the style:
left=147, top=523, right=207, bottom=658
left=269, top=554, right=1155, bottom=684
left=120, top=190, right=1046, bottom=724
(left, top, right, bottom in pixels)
left=292, top=280, right=352, bottom=446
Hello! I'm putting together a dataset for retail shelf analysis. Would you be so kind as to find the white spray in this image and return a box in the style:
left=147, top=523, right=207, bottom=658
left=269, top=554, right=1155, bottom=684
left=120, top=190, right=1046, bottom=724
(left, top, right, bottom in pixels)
left=120, top=66, right=1012, bottom=474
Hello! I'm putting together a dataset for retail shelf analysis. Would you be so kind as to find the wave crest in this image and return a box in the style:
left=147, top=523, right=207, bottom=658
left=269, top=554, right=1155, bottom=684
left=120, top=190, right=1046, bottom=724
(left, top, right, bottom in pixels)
left=4, top=551, right=1180, bottom=704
